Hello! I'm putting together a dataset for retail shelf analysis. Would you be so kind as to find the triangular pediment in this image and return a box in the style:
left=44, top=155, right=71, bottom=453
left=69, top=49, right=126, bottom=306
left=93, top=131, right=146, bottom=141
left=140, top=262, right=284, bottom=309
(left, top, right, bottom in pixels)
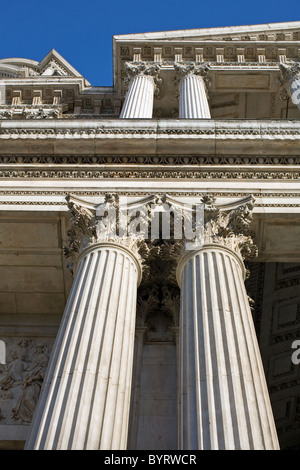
left=0, top=49, right=89, bottom=83
left=39, top=49, right=83, bottom=77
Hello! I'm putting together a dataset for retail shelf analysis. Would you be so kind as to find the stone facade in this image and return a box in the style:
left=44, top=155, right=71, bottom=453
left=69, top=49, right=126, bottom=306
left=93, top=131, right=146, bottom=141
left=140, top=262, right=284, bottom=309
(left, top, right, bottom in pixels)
left=0, top=21, right=300, bottom=450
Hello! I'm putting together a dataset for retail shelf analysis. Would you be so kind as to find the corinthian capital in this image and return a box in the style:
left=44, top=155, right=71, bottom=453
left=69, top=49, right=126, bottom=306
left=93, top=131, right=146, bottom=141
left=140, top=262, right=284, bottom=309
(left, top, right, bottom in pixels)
left=125, top=61, right=161, bottom=78
left=63, top=194, right=149, bottom=272
left=174, top=61, right=210, bottom=78
left=173, top=62, right=211, bottom=99
left=200, top=194, right=258, bottom=261
left=123, top=61, right=162, bottom=97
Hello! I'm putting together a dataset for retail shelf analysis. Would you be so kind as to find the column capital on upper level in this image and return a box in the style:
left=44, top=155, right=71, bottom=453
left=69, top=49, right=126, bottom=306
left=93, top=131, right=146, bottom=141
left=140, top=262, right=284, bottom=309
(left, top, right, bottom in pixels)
left=174, top=61, right=211, bottom=89
left=173, top=62, right=211, bottom=112
left=124, top=61, right=161, bottom=78
left=122, top=61, right=162, bottom=96
left=174, top=61, right=210, bottom=77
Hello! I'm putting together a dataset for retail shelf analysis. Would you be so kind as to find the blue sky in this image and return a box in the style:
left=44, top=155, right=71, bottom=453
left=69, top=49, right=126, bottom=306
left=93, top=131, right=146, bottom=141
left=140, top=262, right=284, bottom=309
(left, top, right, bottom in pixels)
left=1, top=0, right=299, bottom=86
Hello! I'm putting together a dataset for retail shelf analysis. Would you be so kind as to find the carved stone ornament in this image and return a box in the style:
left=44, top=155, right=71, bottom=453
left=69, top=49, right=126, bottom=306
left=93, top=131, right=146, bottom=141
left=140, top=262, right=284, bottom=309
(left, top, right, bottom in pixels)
left=0, top=339, right=50, bottom=425
left=123, top=61, right=162, bottom=97
left=64, top=193, right=257, bottom=277
left=173, top=61, right=211, bottom=99
left=136, top=240, right=182, bottom=342
left=146, top=193, right=257, bottom=262
left=199, top=194, right=258, bottom=262
left=63, top=194, right=150, bottom=272
left=278, top=61, right=300, bottom=104
left=0, top=105, right=63, bottom=120
left=174, top=61, right=211, bottom=79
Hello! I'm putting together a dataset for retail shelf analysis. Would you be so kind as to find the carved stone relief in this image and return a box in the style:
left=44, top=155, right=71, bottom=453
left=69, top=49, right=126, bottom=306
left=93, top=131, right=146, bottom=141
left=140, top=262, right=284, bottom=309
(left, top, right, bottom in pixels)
left=0, top=338, right=52, bottom=425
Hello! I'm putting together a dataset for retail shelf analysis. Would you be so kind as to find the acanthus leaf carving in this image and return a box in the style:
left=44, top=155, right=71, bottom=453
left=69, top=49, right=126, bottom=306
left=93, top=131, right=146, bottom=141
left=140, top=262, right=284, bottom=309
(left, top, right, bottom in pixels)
left=63, top=193, right=150, bottom=272
left=198, top=194, right=258, bottom=261
left=173, top=61, right=211, bottom=99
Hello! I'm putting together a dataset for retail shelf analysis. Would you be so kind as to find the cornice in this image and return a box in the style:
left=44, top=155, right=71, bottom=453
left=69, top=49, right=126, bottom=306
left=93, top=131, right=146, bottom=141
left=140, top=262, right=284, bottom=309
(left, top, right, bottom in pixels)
left=0, top=119, right=300, bottom=138
left=0, top=119, right=299, bottom=156
left=113, top=22, right=300, bottom=41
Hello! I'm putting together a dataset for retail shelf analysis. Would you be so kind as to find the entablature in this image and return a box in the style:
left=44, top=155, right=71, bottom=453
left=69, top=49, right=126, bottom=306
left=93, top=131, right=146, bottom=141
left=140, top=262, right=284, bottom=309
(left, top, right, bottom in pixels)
left=0, top=118, right=299, bottom=155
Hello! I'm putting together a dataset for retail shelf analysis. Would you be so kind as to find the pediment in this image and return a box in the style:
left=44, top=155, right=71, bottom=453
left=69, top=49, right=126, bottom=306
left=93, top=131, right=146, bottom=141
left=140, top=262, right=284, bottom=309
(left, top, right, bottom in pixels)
left=39, top=49, right=83, bottom=77
left=0, top=49, right=87, bottom=81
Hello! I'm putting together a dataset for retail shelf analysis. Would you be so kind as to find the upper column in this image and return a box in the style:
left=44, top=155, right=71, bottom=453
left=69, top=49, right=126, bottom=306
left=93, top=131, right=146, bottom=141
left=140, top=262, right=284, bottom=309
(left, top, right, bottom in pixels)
left=120, top=62, right=161, bottom=118
left=279, top=62, right=300, bottom=110
left=175, top=62, right=211, bottom=119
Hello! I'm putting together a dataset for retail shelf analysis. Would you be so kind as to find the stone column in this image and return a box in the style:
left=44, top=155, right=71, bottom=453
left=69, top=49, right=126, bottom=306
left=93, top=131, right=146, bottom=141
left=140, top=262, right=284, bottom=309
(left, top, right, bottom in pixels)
left=25, top=195, right=143, bottom=450
left=120, top=62, right=161, bottom=118
left=279, top=62, right=300, bottom=110
left=175, top=62, right=211, bottom=118
left=176, top=196, right=279, bottom=450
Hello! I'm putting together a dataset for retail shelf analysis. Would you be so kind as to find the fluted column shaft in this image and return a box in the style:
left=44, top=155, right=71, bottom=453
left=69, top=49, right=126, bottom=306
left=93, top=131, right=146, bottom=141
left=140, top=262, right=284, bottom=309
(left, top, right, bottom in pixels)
left=25, top=242, right=142, bottom=450
left=177, top=244, right=279, bottom=450
left=120, top=74, right=155, bottom=118
left=179, top=73, right=211, bottom=119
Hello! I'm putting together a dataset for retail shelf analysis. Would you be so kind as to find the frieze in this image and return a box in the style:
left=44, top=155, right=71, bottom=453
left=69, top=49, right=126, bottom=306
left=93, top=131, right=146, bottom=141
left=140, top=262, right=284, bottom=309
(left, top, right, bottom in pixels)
left=118, top=42, right=299, bottom=66
left=0, top=190, right=299, bottom=199
left=0, top=154, right=300, bottom=165
left=0, top=168, right=300, bottom=180
left=0, top=201, right=298, bottom=209
left=1, top=124, right=300, bottom=138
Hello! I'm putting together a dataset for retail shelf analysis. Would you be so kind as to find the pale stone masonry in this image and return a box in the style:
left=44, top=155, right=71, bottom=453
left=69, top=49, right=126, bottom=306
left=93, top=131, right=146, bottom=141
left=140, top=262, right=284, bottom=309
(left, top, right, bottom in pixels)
left=0, top=22, right=300, bottom=450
